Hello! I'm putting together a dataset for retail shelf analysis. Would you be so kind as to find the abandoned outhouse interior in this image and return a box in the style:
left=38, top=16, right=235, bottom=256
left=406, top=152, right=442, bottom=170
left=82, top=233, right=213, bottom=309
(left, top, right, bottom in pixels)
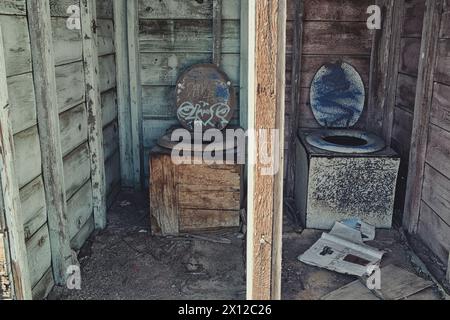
left=0, top=0, right=450, bottom=300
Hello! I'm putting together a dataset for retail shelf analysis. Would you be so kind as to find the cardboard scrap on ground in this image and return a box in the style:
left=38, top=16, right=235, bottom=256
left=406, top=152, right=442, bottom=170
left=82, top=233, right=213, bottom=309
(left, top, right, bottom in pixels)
left=298, top=220, right=382, bottom=277
left=321, top=265, right=434, bottom=300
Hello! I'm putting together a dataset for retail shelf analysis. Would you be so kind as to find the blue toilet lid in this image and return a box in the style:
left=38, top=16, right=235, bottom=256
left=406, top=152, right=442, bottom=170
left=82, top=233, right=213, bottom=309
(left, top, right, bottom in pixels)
left=310, top=62, right=365, bottom=128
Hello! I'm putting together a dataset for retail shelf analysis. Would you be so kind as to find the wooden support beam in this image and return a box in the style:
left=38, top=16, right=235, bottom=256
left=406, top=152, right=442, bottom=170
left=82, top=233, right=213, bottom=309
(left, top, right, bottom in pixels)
left=368, top=0, right=403, bottom=140
left=240, top=0, right=249, bottom=130
left=81, top=0, right=107, bottom=229
left=127, top=0, right=143, bottom=190
left=285, top=0, right=304, bottom=199
left=113, top=0, right=134, bottom=188
left=247, top=0, right=286, bottom=300
left=212, top=0, right=222, bottom=66
left=403, top=0, right=444, bottom=233
left=0, top=26, right=32, bottom=300
left=27, top=0, right=73, bottom=286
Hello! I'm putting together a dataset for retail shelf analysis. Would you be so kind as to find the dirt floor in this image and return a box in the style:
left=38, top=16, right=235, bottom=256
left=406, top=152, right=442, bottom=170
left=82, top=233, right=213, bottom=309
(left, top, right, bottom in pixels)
left=49, top=191, right=443, bottom=300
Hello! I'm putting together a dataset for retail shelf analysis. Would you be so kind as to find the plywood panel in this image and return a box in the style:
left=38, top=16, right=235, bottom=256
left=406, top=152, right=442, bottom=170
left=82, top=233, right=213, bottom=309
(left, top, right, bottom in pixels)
left=59, top=103, right=88, bottom=157
left=426, top=124, right=450, bottom=176
left=55, top=61, right=85, bottom=112
left=26, top=224, right=52, bottom=288
left=51, top=17, right=83, bottom=65
left=19, top=176, right=47, bottom=241
left=63, top=143, right=91, bottom=200
left=0, top=15, right=32, bottom=76
left=13, top=126, right=42, bottom=189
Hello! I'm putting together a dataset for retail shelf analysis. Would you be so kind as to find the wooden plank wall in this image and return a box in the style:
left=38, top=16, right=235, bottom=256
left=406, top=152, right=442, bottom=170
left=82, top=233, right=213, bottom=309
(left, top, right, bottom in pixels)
left=138, top=0, right=241, bottom=183
left=391, top=0, right=426, bottom=214
left=97, top=0, right=121, bottom=208
left=0, top=1, right=53, bottom=299
left=0, top=0, right=120, bottom=299
left=416, top=0, right=450, bottom=265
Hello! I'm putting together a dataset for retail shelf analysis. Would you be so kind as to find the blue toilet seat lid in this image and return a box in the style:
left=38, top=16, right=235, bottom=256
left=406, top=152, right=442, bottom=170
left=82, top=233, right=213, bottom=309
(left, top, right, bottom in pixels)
left=310, top=62, right=365, bottom=128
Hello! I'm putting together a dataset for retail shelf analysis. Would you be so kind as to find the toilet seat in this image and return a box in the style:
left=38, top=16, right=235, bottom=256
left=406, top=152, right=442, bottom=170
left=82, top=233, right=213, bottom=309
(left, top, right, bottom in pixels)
left=306, top=61, right=385, bottom=154
left=306, top=129, right=385, bottom=154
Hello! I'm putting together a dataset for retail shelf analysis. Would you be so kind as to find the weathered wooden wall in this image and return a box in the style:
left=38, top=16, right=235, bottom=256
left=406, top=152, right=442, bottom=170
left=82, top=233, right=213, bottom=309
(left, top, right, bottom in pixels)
left=137, top=0, right=242, bottom=183
left=0, top=1, right=53, bottom=299
left=390, top=0, right=426, bottom=215
left=415, top=0, right=450, bottom=265
left=0, top=0, right=120, bottom=299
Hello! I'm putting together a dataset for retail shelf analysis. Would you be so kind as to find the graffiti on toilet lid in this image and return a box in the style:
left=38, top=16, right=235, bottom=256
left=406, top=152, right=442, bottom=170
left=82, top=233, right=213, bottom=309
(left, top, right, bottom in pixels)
left=176, top=64, right=237, bottom=131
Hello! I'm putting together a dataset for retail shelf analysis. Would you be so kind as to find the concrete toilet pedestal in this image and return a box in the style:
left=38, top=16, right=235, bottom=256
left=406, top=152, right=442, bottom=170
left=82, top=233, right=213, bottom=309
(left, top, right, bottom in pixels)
left=295, top=62, right=400, bottom=230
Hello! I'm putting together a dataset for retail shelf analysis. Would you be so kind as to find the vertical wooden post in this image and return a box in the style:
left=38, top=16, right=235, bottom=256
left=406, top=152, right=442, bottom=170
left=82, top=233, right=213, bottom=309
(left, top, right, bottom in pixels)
left=247, top=0, right=286, bottom=300
left=285, top=0, right=304, bottom=199
left=81, top=0, right=107, bottom=229
left=403, top=0, right=443, bottom=233
left=27, top=0, right=73, bottom=286
left=447, top=253, right=450, bottom=283
left=127, top=0, right=143, bottom=190
left=213, top=0, right=222, bottom=66
left=367, top=0, right=403, bottom=141
left=114, top=0, right=134, bottom=188
left=240, top=0, right=249, bottom=130
left=0, top=26, right=32, bottom=300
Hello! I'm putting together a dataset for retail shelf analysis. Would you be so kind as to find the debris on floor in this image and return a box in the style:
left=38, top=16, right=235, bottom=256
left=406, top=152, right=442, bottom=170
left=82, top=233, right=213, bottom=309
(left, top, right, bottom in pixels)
left=298, top=221, right=384, bottom=277
left=322, top=265, right=433, bottom=300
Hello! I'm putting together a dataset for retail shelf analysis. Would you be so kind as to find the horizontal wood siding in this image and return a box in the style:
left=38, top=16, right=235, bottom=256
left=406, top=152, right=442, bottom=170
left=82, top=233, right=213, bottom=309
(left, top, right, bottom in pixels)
left=0, top=7, right=52, bottom=296
left=138, top=0, right=241, bottom=184
left=417, top=4, right=450, bottom=264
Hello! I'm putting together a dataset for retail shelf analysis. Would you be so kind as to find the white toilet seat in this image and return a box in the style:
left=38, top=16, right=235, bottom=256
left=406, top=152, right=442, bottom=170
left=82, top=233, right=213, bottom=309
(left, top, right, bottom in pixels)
left=306, top=129, right=386, bottom=154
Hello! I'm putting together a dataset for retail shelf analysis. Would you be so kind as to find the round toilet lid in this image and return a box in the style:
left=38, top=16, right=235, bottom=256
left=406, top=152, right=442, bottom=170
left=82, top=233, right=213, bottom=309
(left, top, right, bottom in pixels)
left=176, top=64, right=237, bottom=131
left=310, top=62, right=365, bottom=128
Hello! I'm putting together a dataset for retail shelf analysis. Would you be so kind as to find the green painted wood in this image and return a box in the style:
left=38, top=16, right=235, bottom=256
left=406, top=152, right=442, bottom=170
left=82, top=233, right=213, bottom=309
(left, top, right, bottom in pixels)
left=0, top=24, right=32, bottom=300
left=101, top=89, right=118, bottom=127
left=0, top=15, right=32, bottom=77
left=81, top=0, right=107, bottom=229
left=67, top=181, right=93, bottom=241
left=63, top=143, right=91, bottom=200
left=51, top=17, right=83, bottom=66
left=55, top=61, right=85, bottom=113
left=59, top=103, right=88, bottom=157
left=27, top=0, right=72, bottom=287
left=114, top=0, right=134, bottom=188
left=0, top=1, right=26, bottom=15
left=25, top=224, right=51, bottom=288
left=19, top=176, right=47, bottom=242
left=13, top=126, right=42, bottom=189
left=97, top=18, right=115, bottom=57
left=128, top=0, right=143, bottom=189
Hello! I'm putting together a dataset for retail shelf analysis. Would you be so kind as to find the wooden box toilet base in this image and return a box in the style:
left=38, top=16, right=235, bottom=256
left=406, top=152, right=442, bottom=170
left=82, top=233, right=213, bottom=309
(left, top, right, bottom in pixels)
left=149, top=147, right=243, bottom=236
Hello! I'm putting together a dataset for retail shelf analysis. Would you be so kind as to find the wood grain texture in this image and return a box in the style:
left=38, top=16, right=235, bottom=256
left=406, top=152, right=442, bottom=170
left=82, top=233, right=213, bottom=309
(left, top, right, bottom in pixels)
left=404, top=0, right=444, bottom=233
left=113, top=0, right=134, bottom=188
left=81, top=0, right=107, bottom=229
left=27, top=0, right=72, bottom=286
left=422, top=164, right=450, bottom=226
left=430, top=82, right=450, bottom=132
left=0, top=25, right=32, bottom=299
left=247, top=0, right=286, bottom=300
